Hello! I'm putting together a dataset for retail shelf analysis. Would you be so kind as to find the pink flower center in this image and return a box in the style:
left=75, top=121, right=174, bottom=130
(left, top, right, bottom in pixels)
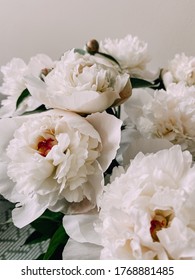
left=37, top=137, right=57, bottom=157
left=150, top=209, right=174, bottom=242
left=150, top=214, right=167, bottom=242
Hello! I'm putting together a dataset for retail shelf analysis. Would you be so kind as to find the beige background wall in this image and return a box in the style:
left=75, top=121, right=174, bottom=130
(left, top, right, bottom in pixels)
left=0, top=0, right=194, bottom=77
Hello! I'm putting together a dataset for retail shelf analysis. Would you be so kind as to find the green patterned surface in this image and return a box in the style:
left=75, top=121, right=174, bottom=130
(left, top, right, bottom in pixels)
left=0, top=196, right=49, bottom=260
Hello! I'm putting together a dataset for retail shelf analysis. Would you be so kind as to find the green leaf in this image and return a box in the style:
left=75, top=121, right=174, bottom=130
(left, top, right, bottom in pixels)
left=43, top=225, right=69, bottom=260
left=105, top=158, right=119, bottom=176
left=48, top=243, right=66, bottom=260
left=21, top=105, right=48, bottom=115
left=106, top=106, right=121, bottom=119
left=97, top=51, right=121, bottom=67
left=30, top=210, right=64, bottom=237
left=150, top=77, right=166, bottom=90
left=74, top=48, right=86, bottom=55
left=40, top=209, right=64, bottom=221
left=23, top=230, right=49, bottom=245
left=16, top=88, right=31, bottom=109
left=130, top=78, right=154, bottom=88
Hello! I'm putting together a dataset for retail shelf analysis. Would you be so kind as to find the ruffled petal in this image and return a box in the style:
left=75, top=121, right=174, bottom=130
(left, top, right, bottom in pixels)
left=63, top=238, right=102, bottom=260
left=86, top=112, right=122, bottom=171
left=63, top=213, right=101, bottom=245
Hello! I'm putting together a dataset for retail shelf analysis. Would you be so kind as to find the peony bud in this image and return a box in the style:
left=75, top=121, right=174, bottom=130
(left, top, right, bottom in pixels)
left=86, top=39, right=99, bottom=55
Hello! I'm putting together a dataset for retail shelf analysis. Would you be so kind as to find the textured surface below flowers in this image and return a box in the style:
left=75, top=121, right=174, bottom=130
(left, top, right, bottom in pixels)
left=0, top=196, right=49, bottom=259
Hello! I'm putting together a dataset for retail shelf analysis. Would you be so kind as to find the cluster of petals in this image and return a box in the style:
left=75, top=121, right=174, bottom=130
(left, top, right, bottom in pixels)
left=99, top=34, right=157, bottom=81
left=0, top=54, right=55, bottom=117
left=0, top=110, right=122, bottom=228
left=162, top=53, right=195, bottom=87
left=124, top=83, right=195, bottom=158
left=63, top=146, right=195, bottom=260
left=25, top=49, right=131, bottom=114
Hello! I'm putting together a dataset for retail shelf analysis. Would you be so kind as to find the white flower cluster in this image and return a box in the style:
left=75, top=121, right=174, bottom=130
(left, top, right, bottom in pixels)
left=62, top=45, right=195, bottom=260
left=0, top=35, right=195, bottom=260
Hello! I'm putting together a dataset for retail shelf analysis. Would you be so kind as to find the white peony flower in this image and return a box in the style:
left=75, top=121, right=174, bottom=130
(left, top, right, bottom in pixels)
left=99, top=34, right=157, bottom=81
left=98, top=146, right=195, bottom=259
left=124, top=84, right=195, bottom=158
left=63, top=146, right=195, bottom=260
left=0, top=109, right=122, bottom=228
left=25, top=49, right=131, bottom=114
left=162, top=53, right=195, bottom=87
left=0, top=54, right=55, bottom=117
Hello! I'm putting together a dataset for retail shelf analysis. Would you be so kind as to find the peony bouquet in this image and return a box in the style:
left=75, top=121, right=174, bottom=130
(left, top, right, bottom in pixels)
left=0, top=35, right=195, bottom=260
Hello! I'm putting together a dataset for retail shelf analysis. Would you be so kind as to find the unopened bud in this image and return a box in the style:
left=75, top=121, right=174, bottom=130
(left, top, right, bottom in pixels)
left=86, top=39, right=99, bottom=55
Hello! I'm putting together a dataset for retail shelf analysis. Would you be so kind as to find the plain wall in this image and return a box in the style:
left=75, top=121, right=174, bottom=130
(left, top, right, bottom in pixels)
left=0, top=0, right=194, bottom=79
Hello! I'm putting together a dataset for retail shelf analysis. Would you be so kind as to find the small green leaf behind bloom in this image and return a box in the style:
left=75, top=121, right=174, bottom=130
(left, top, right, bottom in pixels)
left=16, top=88, right=31, bottom=110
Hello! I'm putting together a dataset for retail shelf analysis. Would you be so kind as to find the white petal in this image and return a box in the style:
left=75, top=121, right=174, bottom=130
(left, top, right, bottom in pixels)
left=0, top=162, right=24, bottom=202
left=124, top=88, right=153, bottom=122
left=56, top=90, right=117, bottom=113
left=86, top=112, right=122, bottom=171
left=63, top=238, right=102, bottom=260
left=158, top=218, right=195, bottom=259
left=121, top=128, right=173, bottom=164
left=63, top=213, right=101, bottom=245
left=12, top=195, right=48, bottom=228
left=0, top=116, right=30, bottom=202
left=0, top=117, right=27, bottom=155
left=26, top=77, right=119, bottom=113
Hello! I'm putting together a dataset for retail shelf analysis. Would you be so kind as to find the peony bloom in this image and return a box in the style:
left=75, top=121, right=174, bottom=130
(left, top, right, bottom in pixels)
left=99, top=34, right=157, bottom=81
left=97, top=145, right=195, bottom=259
left=124, top=84, right=195, bottom=158
left=0, top=54, right=55, bottom=117
left=63, top=146, right=195, bottom=260
left=0, top=110, right=122, bottom=228
left=162, top=53, right=195, bottom=87
left=25, top=49, right=131, bottom=114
